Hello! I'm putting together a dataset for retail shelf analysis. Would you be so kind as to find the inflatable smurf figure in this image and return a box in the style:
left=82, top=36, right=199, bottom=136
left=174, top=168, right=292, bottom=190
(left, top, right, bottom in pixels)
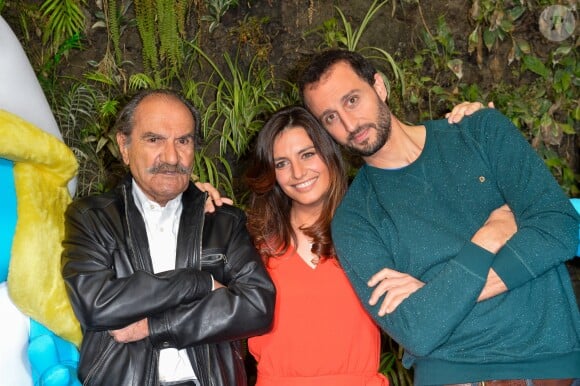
left=0, top=15, right=82, bottom=385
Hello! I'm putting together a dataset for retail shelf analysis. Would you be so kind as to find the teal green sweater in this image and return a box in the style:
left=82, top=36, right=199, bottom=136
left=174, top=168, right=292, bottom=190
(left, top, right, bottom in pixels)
left=332, top=109, right=580, bottom=385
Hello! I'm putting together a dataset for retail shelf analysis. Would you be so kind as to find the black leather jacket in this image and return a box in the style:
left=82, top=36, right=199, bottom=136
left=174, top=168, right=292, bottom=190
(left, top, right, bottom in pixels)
left=62, top=176, right=275, bottom=386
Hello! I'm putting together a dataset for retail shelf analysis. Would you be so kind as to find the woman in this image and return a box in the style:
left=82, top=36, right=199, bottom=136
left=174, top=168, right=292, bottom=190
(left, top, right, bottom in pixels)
left=245, top=105, right=389, bottom=386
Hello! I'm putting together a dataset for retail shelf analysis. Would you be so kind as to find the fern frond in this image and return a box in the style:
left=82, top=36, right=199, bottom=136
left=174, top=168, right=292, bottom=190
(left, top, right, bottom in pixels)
left=156, top=0, right=183, bottom=74
left=84, top=71, right=116, bottom=86
left=134, top=0, right=159, bottom=76
left=128, top=73, right=157, bottom=90
left=175, top=0, right=193, bottom=38
left=40, top=0, right=85, bottom=50
left=104, top=0, right=122, bottom=64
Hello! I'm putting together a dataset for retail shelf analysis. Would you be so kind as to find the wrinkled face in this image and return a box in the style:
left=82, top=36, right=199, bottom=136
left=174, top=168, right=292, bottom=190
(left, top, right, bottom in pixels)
left=273, top=126, right=330, bottom=211
left=303, top=61, right=392, bottom=158
left=117, top=94, right=195, bottom=206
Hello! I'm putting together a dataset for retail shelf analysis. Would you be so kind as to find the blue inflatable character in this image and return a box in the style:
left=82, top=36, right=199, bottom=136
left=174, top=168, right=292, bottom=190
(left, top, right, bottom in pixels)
left=0, top=15, right=81, bottom=385
left=572, top=199, right=580, bottom=257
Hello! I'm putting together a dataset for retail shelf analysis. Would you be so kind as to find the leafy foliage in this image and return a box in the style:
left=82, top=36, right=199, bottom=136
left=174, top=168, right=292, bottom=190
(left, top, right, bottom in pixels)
left=6, top=0, right=579, bottom=381
left=395, top=1, right=578, bottom=196
left=134, top=0, right=160, bottom=82
left=40, top=0, right=85, bottom=52
left=468, top=0, right=527, bottom=65
left=379, top=335, right=413, bottom=386
left=202, top=0, right=239, bottom=32
left=187, top=43, right=291, bottom=199
left=104, top=0, right=122, bottom=64
left=54, top=83, right=121, bottom=196
left=307, top=0, right=405, bottom=100
left=156, top=0, right=184, bottom=74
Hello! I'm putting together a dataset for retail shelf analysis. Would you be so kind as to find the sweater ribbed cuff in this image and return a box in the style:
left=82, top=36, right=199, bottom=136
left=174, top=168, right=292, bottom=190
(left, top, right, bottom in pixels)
left=453, top=241, right=494, bottom=281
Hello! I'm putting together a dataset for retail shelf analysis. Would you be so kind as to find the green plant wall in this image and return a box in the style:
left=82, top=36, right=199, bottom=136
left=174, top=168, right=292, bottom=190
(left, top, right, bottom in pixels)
left=1, top=1, right=578, bottom=385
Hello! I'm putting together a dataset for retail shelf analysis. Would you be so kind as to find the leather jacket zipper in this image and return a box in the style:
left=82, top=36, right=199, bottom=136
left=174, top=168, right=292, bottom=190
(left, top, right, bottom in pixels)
left=197, top=192, right=213, bottom=386
left=121, top=184, right=148, bottom=271
left=83, top=335, right=116, bottom=385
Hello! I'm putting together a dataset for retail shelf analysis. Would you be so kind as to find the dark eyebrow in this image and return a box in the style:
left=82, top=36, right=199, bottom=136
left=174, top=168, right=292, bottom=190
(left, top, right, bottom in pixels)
left=273, top=156, right=287, bottom=164
left=274, top=145, right=315, bottom=163
left=141, top=131, right=164, bottom=139
left=298, top=145, right=316, bottom=154
left=177, top=133, right=195, bottom=141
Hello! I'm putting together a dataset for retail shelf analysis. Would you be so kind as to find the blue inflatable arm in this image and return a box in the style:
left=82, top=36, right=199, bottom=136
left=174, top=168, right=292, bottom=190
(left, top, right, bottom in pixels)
left=0, top=159, right=17, bottom=282
left=571, top=198, right=580, bottom=257
left=28, top=320, right=81, bottom=386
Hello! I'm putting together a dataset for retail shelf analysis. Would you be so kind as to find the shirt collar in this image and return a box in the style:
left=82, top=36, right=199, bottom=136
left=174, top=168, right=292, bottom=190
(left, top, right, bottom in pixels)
left=131, top=179, right=183, bottom=215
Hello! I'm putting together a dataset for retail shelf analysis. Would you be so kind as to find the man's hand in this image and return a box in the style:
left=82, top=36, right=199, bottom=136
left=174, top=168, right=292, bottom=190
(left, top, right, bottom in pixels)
left=195, top=182, right=234, bottom=213
left=478, top=268, right=507, bottom=301
left=471, top=205, right=513, bottom=300
left=368, top=268, right=425, bottom=316
left=446, top=101, right=495, bottom=123
left=109, top=318, right=149, bottom=344
left=471, top=204, right=517, bottom=254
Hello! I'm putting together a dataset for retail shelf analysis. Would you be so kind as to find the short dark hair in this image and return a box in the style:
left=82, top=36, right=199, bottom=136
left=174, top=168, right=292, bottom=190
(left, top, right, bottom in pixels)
left=298, top=49, right=377, bottom=103
left=114, top=89, right=202, bottom=145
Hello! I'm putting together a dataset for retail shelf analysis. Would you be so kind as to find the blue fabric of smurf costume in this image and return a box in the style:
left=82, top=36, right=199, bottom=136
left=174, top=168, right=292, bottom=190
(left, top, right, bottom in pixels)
left=0, top=15, right=81, bottom=386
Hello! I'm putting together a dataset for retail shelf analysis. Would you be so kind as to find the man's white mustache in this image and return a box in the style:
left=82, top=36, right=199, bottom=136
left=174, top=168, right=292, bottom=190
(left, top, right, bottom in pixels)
left=148, top=163, right=191, bottom=174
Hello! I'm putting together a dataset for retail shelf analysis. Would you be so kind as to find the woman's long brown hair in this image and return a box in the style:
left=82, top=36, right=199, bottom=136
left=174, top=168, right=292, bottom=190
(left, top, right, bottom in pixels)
left=245, top=105, right=348, bottom=263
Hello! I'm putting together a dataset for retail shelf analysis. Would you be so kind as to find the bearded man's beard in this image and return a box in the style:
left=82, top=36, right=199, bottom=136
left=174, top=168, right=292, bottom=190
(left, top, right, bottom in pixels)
left=345, top=98, right=391, bottom=157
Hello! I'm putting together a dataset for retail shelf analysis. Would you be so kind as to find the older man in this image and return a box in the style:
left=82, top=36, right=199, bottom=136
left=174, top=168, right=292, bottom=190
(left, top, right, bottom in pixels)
left=299, top=49, right=580, bottom=385
left=62, top=89, right=275, bottom=386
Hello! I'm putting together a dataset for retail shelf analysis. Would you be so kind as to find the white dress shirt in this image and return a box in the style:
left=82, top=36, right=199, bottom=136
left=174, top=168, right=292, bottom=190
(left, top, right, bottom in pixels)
left=132, top=181, right=197, bottom=383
